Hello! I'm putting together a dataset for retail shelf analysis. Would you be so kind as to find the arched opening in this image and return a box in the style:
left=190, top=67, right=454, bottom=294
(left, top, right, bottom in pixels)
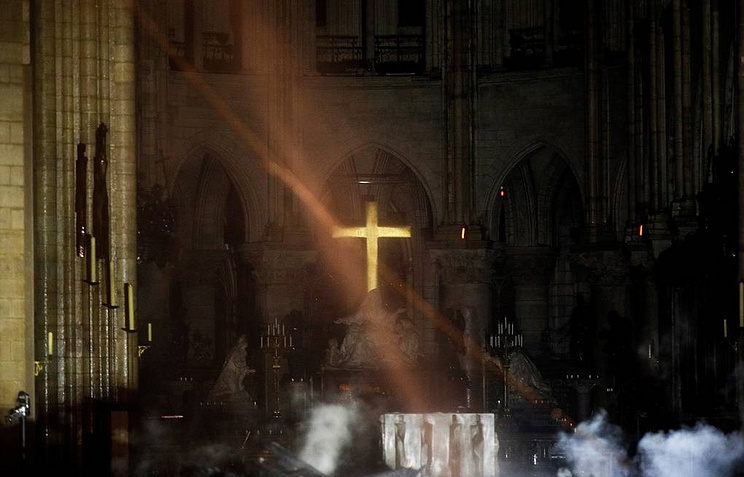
left=307, top=146, right=434, bottom=376
left=488, top=146, right=583, bottom=359
left=138, top=153, right=257, bottom=426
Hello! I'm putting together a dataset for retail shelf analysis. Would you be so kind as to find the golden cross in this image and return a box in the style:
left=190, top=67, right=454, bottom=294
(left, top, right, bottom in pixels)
left=333, top=201, right=411, bottom=291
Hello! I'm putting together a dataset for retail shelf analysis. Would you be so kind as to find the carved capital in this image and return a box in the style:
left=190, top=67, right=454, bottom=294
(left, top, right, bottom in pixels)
left=430, top=248, right=496, bottom=284
left=569, top=248, right=628, bottom=286
left=241, top=244, right=317, bottom=286
left=507, top=247, right=557, bottom=286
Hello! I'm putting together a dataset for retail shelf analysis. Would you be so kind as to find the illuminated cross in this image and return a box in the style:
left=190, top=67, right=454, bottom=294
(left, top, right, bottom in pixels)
left=332, top=201, right=411, bottom=291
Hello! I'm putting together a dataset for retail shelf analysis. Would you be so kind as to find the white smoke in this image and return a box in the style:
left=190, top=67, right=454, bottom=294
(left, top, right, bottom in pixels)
left=638, top=423, right=744, bottom=477
left=556, top=410, right=633, bottom=477
left=299, top=403, right=359, bottom=475
left=557, top=411, right=744, bottom=477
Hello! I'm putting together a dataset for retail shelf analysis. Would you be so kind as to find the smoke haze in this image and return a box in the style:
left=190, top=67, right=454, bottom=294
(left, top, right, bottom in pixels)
left=557, top=411, right=744, bottom=477
left=299, top=403, right=359, bottom=475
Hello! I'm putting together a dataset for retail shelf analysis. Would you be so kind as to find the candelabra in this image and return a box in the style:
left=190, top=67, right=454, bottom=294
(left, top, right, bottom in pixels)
left=260, top=318, right=293, bottom=425
left=486, top=316, right=523, bottom=418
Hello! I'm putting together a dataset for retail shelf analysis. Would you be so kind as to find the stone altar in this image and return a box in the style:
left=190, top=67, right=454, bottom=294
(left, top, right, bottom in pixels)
left=381, top=413, right=499, bottom=477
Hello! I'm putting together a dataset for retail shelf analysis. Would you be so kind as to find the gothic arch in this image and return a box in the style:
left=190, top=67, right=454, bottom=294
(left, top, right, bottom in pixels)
left=319, top=142, right=438, bottom=227
left=171, top=129, right=265, bottom=243
left=487, top=142, right=583, bottom=246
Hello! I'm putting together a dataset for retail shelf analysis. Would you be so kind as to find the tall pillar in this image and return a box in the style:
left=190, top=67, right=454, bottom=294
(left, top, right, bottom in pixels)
left=32, top=0, right=137, bottom=469
left=585, top=0, right=601, bottom=235
left=736, top=0, right=744, bottom=414
left=429, top=246, right=495, bottom=411
left=443, top=0, right=477, bottom=226
left=241, top=244, right=316, bottom=325
left=508, top=248, right=556, bottom=353
left=0, top=5, right=33, bottom=473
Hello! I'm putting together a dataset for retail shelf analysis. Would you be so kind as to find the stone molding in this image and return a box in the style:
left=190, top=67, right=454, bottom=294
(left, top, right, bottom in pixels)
left=506, top=247, right=558, bottom=286
left=429, top=248, right=496, bottom=284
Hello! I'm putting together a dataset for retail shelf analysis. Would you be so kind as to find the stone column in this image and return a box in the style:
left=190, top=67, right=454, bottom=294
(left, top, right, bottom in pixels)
left=737, top=0, right=744, bottom=411
left=508, top=247, right=556, bottom=353
left=570, top=249, right=629, bottom=376
left=429, top=245, right=495, bottom=411
left=443, top=0, right=477, bottom=225
left=0, top=1, right=33, bottom=449
left=241, top=244, right=316, bottom=325
left=32, top=1, right=138, bottom=470
left=176, top=250, right=227, bottom=366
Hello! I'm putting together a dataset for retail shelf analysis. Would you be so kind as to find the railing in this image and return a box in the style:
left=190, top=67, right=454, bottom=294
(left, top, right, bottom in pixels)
left=316, top=35, right=365, bottom=74
left=374, top=35, right=424, bottom=74
left=202, top=31, right=238, bottom=73
left=507, top=27, right=546, bottom=68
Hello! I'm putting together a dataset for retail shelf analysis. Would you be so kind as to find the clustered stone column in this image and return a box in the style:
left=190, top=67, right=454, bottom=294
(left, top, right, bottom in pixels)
left=430, top=246, right=495, bottom=411
left=32, top=0, right=137, bottom=469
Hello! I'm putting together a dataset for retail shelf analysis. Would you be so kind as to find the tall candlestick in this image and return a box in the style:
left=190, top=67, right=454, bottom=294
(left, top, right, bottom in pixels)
left=86, top=235, right=99, bottom=284
left=124, top=283, right=135, bottom=331
left=48, top=331, right=53, bottom=356
left=148, top=322, right=152, bottom=342
left=106, top=260, right=118, bottom=307
left=723, top=319, right=728, bottom=338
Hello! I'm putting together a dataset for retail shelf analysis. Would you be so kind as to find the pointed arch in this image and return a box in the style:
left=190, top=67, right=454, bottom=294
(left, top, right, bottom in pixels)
left=486, top=141, right=583, bottom=246
left=319, top=142, right=439, bottom=228
left=171, top=129, right=265, bottom=243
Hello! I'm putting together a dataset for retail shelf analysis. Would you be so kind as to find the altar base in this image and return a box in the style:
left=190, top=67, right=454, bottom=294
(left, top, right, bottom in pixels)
left=381, top=413, right=498, bottom=477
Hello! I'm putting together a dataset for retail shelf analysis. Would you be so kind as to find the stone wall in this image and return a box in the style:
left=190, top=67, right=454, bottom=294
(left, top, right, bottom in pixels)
left=0, top=0, right=32, bottom=411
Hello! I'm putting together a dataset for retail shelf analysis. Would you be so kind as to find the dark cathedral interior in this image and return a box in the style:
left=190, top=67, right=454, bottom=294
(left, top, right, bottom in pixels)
left=2, top=0, right=744, bottom=475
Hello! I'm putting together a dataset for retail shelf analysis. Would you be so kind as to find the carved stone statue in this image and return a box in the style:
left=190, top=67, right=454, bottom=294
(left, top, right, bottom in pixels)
left=324, top=289, right=420, bottom=369
left=93, top=123, right=110, bottom=259
left=207, top=335, right=256, bottom=402
left=495, top=348, right=553, bottom=401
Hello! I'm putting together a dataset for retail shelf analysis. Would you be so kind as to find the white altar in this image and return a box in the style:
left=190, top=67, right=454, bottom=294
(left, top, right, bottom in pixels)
left=381, top=413, right=499, bottom=477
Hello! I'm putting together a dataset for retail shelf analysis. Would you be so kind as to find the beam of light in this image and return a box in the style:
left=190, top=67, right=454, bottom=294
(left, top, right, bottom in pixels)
left=125, top=0, right=577, bottom=426
left=332, top=201, right=411, bottom=291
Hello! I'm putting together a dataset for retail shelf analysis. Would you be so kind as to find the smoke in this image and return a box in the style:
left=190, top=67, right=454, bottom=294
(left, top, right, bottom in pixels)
left=557, top=411, right=744, bottom=477
left=638, top=424, right=744, bottom=477
left=556, top=410, right=633, bottom=477
left=298, top=403, right=360, bottom=475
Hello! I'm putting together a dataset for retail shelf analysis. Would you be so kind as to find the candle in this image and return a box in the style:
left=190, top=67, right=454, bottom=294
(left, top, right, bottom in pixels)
left=124, top=283, right=135, bottom=330
left=648, top=343, right=652, bottom=359
left=724, top=319, right=728, bottom=338
left=48, top=331, right=53, bottom=356
left=148, top=322, right=152, bottom=342
left=87, top=235, right=98, bottom=284
left=107, top=260, right=117, bottom=307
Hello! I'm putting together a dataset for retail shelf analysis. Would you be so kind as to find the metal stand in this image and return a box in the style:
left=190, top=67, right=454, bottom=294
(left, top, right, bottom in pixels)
left=260, top=318, right=293, bottom=434
left=487, top=316, right=524, bottom=419
left=6, top=391, right=31, bottom=468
